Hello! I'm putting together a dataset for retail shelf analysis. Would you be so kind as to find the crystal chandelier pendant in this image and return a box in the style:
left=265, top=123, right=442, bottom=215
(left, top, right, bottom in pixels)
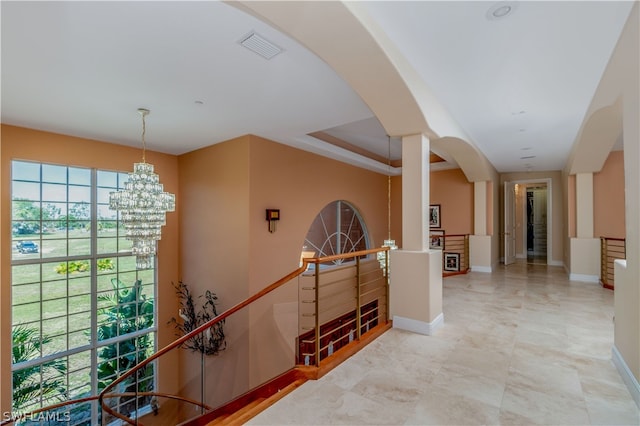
left=378, top=136, right=397, bottom=275
left=377, top=239, right=397, bottom=275
left=109, top=109, right=175, bottom=269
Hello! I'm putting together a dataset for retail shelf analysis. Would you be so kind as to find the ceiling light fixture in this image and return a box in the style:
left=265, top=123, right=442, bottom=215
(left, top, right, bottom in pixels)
left=486, top=2, right=519, bottom=21
left=109, top=108, right=176, bottom=269
left=377, top=135, right=397, bottom=274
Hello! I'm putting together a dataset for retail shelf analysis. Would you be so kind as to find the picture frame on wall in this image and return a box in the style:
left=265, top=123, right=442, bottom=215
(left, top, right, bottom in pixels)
left=430, top=229, right=445, bottom=250
left=429, top=204, right=441, bottom=228
left=444, top=252, right=460, bottom=272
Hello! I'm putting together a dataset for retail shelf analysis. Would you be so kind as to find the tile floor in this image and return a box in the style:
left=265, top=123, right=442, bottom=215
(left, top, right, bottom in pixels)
left=248, top=262, right=640, bottom=425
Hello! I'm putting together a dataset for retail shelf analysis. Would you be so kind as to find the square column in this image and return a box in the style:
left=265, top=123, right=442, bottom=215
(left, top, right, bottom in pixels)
left=470, top=181, right=493, bottom=272
left=391, top=133, right=443, bottom=335
left=570, top=172, right=599, bottom=282
left=401, top=133, right=429, bottom=250
left=576, top=173, right=594, bottom=238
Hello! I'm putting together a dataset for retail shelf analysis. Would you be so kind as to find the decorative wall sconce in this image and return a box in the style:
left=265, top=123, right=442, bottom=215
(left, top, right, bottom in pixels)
left=266, top=209, right=280, bottom=233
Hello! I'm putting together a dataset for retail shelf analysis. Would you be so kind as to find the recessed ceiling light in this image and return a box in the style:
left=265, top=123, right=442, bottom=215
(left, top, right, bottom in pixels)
left=486, top=2, right=518, bottom=20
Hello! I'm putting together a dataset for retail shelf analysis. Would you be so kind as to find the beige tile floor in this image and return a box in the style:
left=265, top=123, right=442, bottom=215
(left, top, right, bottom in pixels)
left=248, top=262, right=640, bottom=425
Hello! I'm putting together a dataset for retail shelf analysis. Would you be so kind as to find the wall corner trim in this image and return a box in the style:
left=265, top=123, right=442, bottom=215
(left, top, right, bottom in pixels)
left=568, top=273, right=600, bottom=283
left=471, top=266, right=492, bottom=273
left=393, top=313, right=444, bottom=336
left=612, top=345, right=640, bottom=408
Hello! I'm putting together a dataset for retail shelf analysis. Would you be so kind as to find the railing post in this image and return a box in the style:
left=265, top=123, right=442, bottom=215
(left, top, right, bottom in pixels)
left=356, top=256, right=362, bottom=341
left=314, top=259, right=321, bottom=367
left=466, top=235, right=470, bottom=271
left=200, top=349, right=205, bottom=415
left=600, top=237, right=606, bottom=285
left=385, top=248, right=390, bottom=323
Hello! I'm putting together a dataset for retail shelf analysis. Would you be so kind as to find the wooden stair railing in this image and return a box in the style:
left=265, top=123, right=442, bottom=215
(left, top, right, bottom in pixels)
left=600, top=236, right=626, bottom=290
left=99, top=246, right=390, bottom=425
left=4, top=247, right=390, bottom=426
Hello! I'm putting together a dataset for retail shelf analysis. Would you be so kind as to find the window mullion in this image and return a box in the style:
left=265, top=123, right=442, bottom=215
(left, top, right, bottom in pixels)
left=90, top=168, right=99, bottom=424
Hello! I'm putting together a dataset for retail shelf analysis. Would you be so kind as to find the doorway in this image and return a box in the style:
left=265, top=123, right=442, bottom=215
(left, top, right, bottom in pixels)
left=504, top=179, right=552, bottom=266
left=526, top=186, right=548, bottom=264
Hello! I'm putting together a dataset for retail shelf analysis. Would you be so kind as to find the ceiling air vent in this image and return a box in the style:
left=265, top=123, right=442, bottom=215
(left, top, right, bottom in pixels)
left=239, top=31, right=283, bottom=60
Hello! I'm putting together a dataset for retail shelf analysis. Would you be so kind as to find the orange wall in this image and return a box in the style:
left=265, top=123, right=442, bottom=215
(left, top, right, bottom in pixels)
left=246, top=135, right=389, bottom=386
left=594, top=151, right=625, bottom=238
left=177, top=136, right=252, bottom=406
left=1, top=125, right=395, bottom=411
left=177, top=134, right=392, bottom=401
left=430, top=168, right=474, bottom=235
left=0, top=124, right=181, bottom=414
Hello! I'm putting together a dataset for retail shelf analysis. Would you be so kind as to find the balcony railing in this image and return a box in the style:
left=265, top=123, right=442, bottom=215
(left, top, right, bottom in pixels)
left=3, top=247, right=390, bottom=426
left=430, top=233, right=470, bottom=276
left=600, top=236, right=625, bottom=290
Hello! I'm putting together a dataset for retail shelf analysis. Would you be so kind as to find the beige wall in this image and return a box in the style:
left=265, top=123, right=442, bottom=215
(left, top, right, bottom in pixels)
left=615, top=4, right=640, bottom=392
left=499, top=171, right=564, bottom=265
left=570, top=2, right=639, bottom=392
left=0, top=125, right=181, bottom=415
left=430, top=168, right=473, bottom=235
left=594, top=151, right=625, bottom=239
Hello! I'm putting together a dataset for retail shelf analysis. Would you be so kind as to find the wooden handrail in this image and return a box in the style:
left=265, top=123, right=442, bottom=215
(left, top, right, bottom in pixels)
left=0, top=396, right=99, bottom=426
left=99, top=246, right=390, bottom=423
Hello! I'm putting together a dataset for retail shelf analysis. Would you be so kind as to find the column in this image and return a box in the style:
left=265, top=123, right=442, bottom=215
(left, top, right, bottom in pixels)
left=470, top=181, right=493, bottom=272
left=390, top=133, right=443, bottom=335
left=570, top=172, right=599, bottom=281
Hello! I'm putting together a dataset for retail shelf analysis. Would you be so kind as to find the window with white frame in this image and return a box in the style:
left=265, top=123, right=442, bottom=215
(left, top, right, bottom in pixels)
left=303, top=200, right=370, bottom=267
left=10, top=160, right=157, bottom=425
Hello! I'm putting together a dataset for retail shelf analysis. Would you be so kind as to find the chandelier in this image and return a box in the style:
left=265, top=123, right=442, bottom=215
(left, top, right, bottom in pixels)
left=378, top=135, right=398, bottom=273
left=109, top=108, right=175, bottom=269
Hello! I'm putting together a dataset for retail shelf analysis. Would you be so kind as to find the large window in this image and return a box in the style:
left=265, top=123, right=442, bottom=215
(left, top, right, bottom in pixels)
left=11, top=160, right=156, bottom=425
left=303, top=200, right=369, bottom=266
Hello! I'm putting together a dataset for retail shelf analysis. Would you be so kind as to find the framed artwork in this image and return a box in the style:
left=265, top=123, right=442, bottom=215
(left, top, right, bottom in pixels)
left=429, top=204, right=441, bottom=228
left=430, top=229, right=445, bottom=250
left=444, top=252, right=460, bottom=272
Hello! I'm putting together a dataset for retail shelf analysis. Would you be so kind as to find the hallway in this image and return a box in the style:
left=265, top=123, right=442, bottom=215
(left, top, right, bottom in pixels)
left=248, top=263, right=639, bottom=425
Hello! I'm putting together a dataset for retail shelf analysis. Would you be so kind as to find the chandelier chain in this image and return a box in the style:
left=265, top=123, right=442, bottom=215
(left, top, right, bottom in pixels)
left=387, top=135, right=391, bottom=241
left=139, top=108, right=148, bottom=162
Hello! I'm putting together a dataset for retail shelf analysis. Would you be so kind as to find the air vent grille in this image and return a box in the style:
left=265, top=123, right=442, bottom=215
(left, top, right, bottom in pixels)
left=239, top=31, right=283, bottom=60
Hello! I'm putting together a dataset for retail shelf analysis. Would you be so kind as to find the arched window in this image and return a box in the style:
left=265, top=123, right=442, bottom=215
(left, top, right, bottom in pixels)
left=302, top=200, right=369, bottom=266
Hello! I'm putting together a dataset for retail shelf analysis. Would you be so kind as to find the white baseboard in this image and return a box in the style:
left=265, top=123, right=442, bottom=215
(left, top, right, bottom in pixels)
left=471, top=266, right=492, bottom=273
left=516, top=253, right=526, bottom=259
left=612, top=345, right=640, bottom=408
left=393, top=313, right=444, bottom=336
left=569, top=273, right=599, bottom=283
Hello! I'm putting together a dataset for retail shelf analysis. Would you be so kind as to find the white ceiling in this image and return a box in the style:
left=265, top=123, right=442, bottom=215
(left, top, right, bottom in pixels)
left=1, top=1, right=633, bottom=173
